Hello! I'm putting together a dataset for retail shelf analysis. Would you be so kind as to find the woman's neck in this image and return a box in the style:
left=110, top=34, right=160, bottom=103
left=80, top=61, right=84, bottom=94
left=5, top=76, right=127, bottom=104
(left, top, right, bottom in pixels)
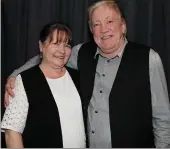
left=39, top=62, right=66, bottom=79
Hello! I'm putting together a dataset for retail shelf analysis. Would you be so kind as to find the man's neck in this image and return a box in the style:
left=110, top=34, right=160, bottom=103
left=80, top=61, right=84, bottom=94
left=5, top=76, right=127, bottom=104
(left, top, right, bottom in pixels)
left=100, top=38, right=127, bottom=58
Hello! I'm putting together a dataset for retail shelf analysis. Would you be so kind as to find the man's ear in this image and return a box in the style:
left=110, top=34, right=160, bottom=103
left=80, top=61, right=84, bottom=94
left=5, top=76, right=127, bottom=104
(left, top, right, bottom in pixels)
left=121, top=19, right=127, bottom=36
left=39, top=41, right=43, bottom=52
left=88, top=21, right=93, bottom=33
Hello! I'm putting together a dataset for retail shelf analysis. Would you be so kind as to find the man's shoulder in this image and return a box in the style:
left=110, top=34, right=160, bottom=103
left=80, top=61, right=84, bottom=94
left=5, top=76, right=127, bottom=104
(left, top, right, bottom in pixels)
left=79, top=40, right=97, bottom=52
left=128, top=40, right=150, bottom=48
left=81, top=40, right=96, bottom=46
left=127, top=40, right=151, bottom=52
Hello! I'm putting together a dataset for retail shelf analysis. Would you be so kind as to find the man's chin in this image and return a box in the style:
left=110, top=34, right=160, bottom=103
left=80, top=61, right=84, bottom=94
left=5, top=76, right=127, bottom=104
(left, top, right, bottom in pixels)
left=101, top=46, right=115, bottom=52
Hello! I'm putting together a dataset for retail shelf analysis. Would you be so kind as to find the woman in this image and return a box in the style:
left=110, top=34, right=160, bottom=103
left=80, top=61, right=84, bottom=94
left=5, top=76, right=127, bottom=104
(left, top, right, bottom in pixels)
left=1, top=21, right=86, bottom=148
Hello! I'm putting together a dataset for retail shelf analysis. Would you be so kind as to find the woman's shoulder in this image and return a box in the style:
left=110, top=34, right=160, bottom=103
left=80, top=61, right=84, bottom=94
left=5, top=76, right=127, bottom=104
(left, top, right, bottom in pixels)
left=15, top=74, right=23, bottom=86
left=65, top=66, right=80, bottom=90
left=65, top=66, right=79, bottom=74
left=20, top=65, right=40, bottom=75
left=65, top=66, right=79, bottom=79
left=13, top=74, right=27, bottom=97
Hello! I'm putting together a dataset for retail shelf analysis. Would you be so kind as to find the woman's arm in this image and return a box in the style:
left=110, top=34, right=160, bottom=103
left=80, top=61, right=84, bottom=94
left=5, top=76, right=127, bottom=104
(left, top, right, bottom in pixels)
left=1, top=75, right=29, bottom=148
left=5, top=129, right=24, bottom=148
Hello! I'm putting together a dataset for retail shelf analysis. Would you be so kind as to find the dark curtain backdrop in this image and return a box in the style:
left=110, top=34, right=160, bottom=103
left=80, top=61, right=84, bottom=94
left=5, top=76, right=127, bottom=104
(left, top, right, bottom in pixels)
left=1, top=0, right=170, bottom=147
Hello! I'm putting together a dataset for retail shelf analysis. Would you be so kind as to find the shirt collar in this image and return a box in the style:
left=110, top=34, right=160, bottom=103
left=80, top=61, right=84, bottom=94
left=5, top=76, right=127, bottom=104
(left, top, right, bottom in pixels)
left=94, top=38, right=128, bottom=59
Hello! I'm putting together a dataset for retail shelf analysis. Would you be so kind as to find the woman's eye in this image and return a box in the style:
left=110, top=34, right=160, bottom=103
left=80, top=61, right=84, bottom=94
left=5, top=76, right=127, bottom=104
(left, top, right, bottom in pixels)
left=52, top=42, right=58, bottom=45
left=65, top=44, right=71, bottom=48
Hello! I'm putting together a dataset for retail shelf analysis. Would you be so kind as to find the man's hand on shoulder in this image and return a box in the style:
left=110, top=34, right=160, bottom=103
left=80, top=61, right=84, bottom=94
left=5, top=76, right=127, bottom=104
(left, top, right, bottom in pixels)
left=4, top=77, right=16, bottom=108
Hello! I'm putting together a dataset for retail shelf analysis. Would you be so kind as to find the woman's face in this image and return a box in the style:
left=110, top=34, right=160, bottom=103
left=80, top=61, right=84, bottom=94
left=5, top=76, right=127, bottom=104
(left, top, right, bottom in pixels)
left=40, top=30, right=71, bottom=69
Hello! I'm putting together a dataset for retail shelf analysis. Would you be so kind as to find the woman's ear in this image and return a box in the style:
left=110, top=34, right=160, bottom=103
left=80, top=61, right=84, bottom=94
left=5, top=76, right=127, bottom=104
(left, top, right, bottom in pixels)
left=39, top=41, right=43, bottom=52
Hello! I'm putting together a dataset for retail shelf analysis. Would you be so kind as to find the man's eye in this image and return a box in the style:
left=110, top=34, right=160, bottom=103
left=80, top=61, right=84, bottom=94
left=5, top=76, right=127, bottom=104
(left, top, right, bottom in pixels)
left=93, top=24, right=99, bottom=27
left=108, top=20, right=113, bottom=24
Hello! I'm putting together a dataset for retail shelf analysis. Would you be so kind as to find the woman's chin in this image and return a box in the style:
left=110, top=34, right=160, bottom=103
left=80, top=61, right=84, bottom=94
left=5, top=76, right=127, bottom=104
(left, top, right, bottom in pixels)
left=49, top=62, right=63, bottom=69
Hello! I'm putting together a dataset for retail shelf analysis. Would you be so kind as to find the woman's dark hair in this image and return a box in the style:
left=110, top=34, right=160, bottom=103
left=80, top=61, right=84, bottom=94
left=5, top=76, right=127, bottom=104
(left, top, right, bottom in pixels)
left=39, top=21, right=72, bottom=45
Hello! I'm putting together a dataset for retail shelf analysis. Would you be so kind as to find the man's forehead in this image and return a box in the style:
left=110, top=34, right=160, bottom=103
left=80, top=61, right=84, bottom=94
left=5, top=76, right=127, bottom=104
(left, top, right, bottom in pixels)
left=93, top=5, right=119, bottom=15
left=92, top=7, right=120, bottom=21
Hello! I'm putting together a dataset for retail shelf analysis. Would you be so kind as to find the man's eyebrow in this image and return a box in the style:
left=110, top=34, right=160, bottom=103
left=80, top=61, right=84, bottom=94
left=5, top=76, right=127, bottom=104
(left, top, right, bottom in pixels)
left=106, top=16, right=117, bottom=20
left=92, top=20, right=100, bottom=24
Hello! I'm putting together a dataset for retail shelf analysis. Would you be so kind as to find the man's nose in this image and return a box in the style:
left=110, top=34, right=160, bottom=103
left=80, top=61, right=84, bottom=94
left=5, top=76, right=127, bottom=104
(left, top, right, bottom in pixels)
left=101, top=24, right=108, bottom=33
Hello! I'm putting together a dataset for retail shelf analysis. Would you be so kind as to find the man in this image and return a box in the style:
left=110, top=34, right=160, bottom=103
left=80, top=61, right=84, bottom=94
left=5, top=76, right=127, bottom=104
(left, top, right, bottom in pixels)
left=4, top=0, right=170, bottom=148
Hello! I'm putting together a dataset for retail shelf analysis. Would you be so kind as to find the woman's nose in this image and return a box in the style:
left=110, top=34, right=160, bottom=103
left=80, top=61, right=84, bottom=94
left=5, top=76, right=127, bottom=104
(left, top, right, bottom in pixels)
left=58, top=45, right=65, bottom=53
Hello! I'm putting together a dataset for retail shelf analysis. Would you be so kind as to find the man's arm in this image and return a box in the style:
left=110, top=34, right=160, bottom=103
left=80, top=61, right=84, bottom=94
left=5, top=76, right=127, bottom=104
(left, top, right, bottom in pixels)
left=9, top=54, right=41, bottom=78
left=5, top=43, right=83, bottom=106
left=66, top=43, right=83, bottom=70
left=4, top=44, right=82, bottom=106
left=149, top=49, right=170, bottom=148
left=4, top=55, right=41, bottom=106
left=5, top=130, right=24, bottom=148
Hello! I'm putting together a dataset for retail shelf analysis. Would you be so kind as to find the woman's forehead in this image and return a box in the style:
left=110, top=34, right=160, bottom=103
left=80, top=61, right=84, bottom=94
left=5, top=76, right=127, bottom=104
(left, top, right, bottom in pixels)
left=51, top=30, right=69, bottom=43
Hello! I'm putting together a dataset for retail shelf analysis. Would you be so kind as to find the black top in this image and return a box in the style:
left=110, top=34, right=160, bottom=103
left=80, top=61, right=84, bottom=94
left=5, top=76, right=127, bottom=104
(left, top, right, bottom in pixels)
left=78, top=41, right=154, bottom=147
left=21, top=66, right=80, bottom=148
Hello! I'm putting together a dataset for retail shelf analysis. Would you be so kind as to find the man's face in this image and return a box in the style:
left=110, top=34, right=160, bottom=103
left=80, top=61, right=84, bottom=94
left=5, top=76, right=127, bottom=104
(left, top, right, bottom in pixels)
left=90, top=5, right=126, bottom=57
